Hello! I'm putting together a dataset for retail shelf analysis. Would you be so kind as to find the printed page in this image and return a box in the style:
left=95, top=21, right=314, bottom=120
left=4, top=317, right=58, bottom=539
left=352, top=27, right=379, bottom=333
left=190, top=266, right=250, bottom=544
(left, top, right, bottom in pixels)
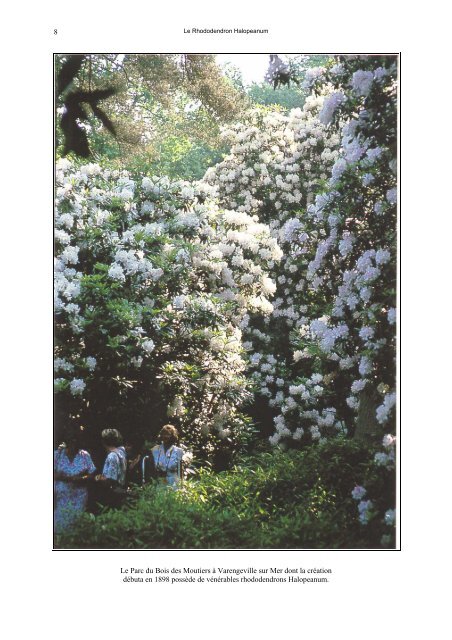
left=2, top=1, right=449, bottom=639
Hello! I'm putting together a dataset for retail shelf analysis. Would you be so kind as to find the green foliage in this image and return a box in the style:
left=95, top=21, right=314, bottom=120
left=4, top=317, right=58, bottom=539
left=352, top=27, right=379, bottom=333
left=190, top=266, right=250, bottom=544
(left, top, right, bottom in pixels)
left=55, top=54, right=247, bottom=167
left=246, top=54, right=332, bottom=111
left=59, top=438, right=395, bottom=549
left=247, top=83, right=305, bottom=111
left=125, top=135, right=229, bottom=182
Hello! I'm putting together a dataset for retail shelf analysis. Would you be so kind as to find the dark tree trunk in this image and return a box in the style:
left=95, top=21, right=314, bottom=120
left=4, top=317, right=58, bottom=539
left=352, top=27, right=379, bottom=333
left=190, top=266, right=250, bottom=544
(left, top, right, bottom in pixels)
left=354, top=384, right=381, bottom=444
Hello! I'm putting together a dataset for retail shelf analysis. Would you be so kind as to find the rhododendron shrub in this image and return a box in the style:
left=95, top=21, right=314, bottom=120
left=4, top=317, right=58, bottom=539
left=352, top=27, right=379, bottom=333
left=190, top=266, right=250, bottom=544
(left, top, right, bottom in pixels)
left=204, top=99, right=343, bottom=433
left=206, top=56, right=397, bottom=454
left=297, top=54, right=398, bottom=443
left=205, top=102, right=340, bottom=216
left=304, top=55, right=398, bottom=546
left=205, top=54, right=398, bottom=543
left=54, top=161, right=280, bottom=459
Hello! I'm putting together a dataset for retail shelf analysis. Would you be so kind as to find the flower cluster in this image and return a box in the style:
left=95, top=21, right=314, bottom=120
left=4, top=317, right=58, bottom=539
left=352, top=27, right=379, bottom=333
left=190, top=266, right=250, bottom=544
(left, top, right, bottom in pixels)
left=351, top=433, right=396, bottom=543
left=206, top=55, right=397, bottom=448
left=54, top=161, right=280, bottom=456
left=205, top=103, right=340, bottom=218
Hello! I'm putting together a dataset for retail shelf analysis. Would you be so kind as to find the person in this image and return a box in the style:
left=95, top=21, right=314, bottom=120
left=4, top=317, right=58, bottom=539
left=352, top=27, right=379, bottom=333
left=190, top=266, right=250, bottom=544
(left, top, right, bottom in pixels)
left=151, top=424, right=184, bottom=487
left=94, top=428, right=128, bottom=507
left=54, top=426, right=96, bottom=536
left=124, top=437, right=157, bottom=486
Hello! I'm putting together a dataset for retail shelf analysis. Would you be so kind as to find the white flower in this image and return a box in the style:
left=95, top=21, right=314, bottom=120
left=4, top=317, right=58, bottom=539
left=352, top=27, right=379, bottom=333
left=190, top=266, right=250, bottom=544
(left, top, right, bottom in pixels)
left=172, top=295, right=187, bottom=309
left=330, top=158, right=347, bottom=183
left=56, top=158, right=71, bottom=171
left=330, top=63, right=345, bottom=76
left=376, top=391, right=396, bottom=424
left=366, top=147, right=383, bottom=164
left=387, top=308, right=396, bottom=324
left=240, top=273, right=254, bottom=285
left=339, top=232, right=355, bottom=256
left=303, top=66, right=325, bottom=89
left=351, top=379, right=367, bottom=393
left=262, top=276, right=276, bottom=295
left=142, top=339, right=155, bottom=353
left=375, top=248, right=390, bottom=265
left=359, top=356, right=372, bottom=376
left=141, top=177, right=153, bottom=192
left=54, top=358, right=74, bottom=373
left=383, top=434, right=396, bottom=449
left=70, top=378, right=86, bottom=396
left=58, top=213, right=74, bottom=229
left=55, top=229, right=71, bottom=245
left=85, top=357, right=97, bottom=371
left=374, top=452, right=390, bottom=466
left=65, top=303, right=80, bottom=316
left=249, top=353, right=262, bottom=366
left=310, top=426, right=321, bottom=440
left=269, top=433, right=281, bottom=446
left=180, top=185, right=195, bottom=200
left=108, top=263, right=126, bottom=281
left=168, top=396, right=185, bottom=417
left=351, top=486, right=366, bottom=500
left=318, top=92, right=346, bottom=125
left=374, top=67, right=388, bottom=81
left=358, top=499, right=373, bottom=524
left=339, top=356, right=354, bottom=370
left=374, top=201, right=384, bottom=215
left=359, top=326, right=374, bottom=341
left=386, top=188, right=397, bottom=204
left=384, top=509, right=395, bottom=526
left=149, top=268, right=164, bottom=281
left=351, top=70, right=374, bottom=96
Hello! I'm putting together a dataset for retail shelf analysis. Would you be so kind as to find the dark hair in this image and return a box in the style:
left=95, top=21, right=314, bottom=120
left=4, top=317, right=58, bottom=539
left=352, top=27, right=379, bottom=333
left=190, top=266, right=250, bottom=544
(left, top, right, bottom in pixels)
left=159, top=424, right=179, bottom=446
left=63, top=425, right=82, bottom=446
left=101, top=428, right=123, bottom=447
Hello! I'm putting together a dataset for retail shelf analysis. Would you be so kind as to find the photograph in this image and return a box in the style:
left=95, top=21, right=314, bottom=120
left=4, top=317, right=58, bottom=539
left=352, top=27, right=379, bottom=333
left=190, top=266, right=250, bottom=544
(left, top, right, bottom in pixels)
left=53, top=52, right=398, bottom=550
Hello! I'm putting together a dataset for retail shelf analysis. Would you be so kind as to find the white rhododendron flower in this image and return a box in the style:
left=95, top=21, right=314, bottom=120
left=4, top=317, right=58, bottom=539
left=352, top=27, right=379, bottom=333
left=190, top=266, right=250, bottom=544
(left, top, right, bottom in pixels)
left=70, top=378, right=86, bottom=396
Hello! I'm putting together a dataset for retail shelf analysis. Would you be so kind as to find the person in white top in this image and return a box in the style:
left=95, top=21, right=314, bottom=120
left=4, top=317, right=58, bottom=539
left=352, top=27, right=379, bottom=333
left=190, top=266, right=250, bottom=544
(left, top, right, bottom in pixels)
left=94, top=428, right=128, bottom=506
left=152, top=424, right=184, bottom=487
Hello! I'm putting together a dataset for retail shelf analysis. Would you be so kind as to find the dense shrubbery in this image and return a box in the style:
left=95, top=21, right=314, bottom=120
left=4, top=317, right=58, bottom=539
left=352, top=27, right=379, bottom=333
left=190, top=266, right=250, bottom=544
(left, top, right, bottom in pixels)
left=55, top=54, right=398, bottom=546
left=207, top=54, right=397, bottom=449
left=54, top=163, right=282, bottom=460
left=58, top=438, right=395, bottom=549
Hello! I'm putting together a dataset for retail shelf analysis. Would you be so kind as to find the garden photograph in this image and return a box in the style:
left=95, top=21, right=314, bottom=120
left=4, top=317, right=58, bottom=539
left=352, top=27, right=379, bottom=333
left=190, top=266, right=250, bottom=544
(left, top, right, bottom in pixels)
left=54, top=53, right=398, bottom=549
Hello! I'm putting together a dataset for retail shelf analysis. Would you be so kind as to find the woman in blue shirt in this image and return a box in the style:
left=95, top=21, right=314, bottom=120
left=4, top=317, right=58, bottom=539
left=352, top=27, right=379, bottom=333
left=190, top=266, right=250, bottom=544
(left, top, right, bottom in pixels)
left=54, top=427, right=96, bottom=535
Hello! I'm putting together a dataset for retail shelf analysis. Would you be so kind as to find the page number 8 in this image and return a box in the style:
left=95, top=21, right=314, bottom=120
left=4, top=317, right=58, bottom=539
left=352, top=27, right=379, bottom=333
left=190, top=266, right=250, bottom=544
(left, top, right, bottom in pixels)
left=54, top=28, right=58, bottom=35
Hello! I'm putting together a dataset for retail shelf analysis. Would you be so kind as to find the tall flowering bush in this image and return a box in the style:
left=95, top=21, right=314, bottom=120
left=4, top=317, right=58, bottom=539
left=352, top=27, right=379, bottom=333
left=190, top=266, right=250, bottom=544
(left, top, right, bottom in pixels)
left=204, top=100, right=343, bottom=434
left=300, top=55, right=398, bottom=442
left=54, top=160, right=281, bottom=460
left=205, top=54, right=398, bottom=544
left=206, top=56, right=397, bottom=452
